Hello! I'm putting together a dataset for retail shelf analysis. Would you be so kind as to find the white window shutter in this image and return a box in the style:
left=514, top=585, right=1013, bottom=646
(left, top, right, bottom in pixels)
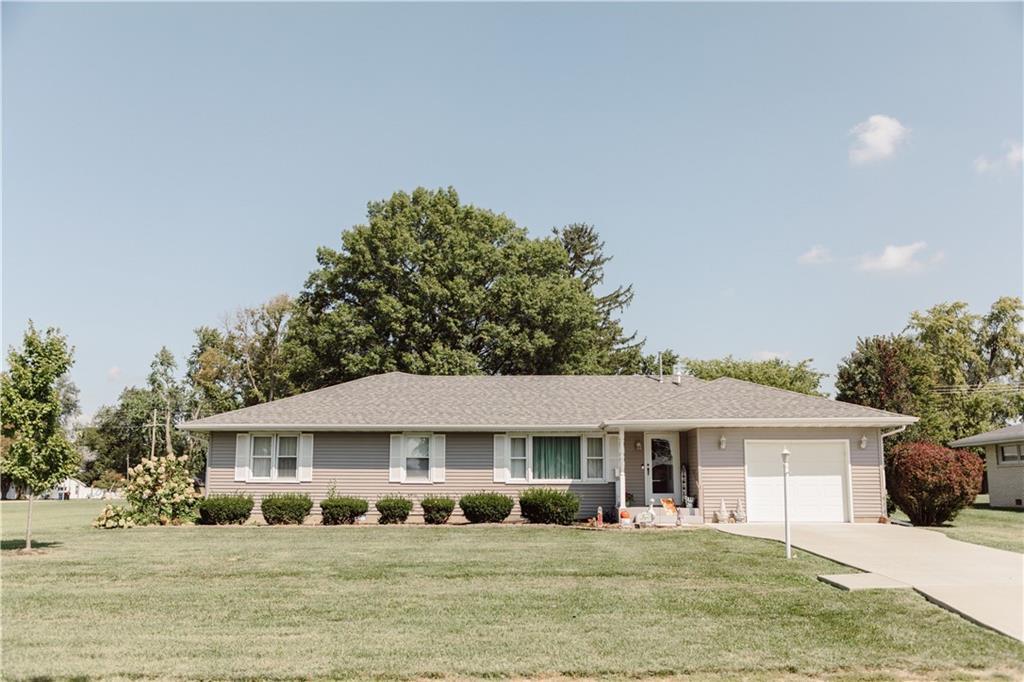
left=389, top=434, right=404, bottom=483
left=431, top=434, right=446, bottom=483
left=298, top=434, right=314, bottom=482
left=234, top=433, right=250, bottom=482
left=604, top=435, right=617, bottom=482
left=493, top=434, right=509, bottom=483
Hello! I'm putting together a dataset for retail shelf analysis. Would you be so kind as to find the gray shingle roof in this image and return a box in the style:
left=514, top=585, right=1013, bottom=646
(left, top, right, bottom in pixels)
left=608, top=377, right=915, bottom=423
left=950, top=423, right=1024, bottom=448
left=182, top=372, right=704, bottom=429
left=181, top=372, right=917, bottom=431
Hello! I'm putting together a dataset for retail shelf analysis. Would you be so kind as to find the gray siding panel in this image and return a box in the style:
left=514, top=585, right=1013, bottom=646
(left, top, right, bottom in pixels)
left=208, top=431, right=614, bottom=520
left=695, top=427, right=884, bottom=522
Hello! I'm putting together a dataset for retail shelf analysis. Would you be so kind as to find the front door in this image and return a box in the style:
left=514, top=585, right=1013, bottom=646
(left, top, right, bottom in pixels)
left=644, top=433, right=681, bottom=505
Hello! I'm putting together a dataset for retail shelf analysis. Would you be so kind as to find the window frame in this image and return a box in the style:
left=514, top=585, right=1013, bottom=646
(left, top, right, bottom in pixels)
left=402, top=432, right=433, bottom=483
left=505, top=432, right=607, bottom=484
left=509, top=436, right=529, bottom=482
left=248, top=432, right=302, bottom=483
left=998, top=442, right=1023, bottom=466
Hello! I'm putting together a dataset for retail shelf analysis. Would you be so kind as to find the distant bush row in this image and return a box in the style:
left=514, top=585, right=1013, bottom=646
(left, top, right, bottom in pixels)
left=190, top=489, right=581, bottom=526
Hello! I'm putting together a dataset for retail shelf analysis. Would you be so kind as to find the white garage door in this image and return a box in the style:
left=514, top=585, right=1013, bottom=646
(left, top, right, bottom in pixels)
left=745, top=441, right=850, bottom=523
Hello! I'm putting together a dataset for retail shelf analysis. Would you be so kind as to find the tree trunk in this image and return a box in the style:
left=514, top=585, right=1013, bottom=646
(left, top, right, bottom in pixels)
left=25, top=492, right=34, bottom=550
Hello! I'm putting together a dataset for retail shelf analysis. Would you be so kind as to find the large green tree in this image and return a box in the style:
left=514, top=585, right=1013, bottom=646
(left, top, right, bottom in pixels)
left=0, top=323, right=80, bottom=549
left=285, top=187, right=631, bottom=389
left=835, top=335, right=941, bottom=443
left=186, top=295, right=294, bottom=411
left=682, top=356, right=826, bottom=395
left=838, top=297, right=1024, bottom=444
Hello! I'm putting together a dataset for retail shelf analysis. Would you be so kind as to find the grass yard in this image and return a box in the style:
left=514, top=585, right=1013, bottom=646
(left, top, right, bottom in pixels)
left=2, top=501, right=1023, bottom=681
left=894, top=495, right=1024, bottom=554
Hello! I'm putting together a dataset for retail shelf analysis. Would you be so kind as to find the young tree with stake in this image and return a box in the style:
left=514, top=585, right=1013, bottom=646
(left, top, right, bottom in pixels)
left=0, top=323, right=80, bottom=550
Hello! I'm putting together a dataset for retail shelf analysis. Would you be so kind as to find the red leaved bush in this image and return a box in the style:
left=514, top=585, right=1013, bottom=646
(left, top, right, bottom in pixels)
left=887, top=441, right=983, bottom=526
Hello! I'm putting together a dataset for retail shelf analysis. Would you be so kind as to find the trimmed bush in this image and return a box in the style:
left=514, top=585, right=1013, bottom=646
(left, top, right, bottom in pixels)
left=518, top=488, right=580, bottom=525
left=887, top=441, right=984, bottom=526
left=198, top=494, right=254, bottom=525
left=321, top=496, right=368, bottom=525
left=376, top=495, right=413, bottom=524
left=420, top=496, right=455, bottom=525
left=459, top=492, right=514, bottom=523
left=261, top=493, right=313, bottom=525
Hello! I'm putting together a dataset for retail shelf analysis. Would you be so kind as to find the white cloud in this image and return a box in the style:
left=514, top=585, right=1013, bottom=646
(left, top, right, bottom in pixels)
left=849, top=114, right=909, bottom=164
left=974, top=140, right=1023, bottom=174
left=858, top=241, right=942, bottom=273
left=107, top=366, right=122, bottom=381
left=752, top=350, right=788, bottom=361
left=797, top=245, right=832, bottom=265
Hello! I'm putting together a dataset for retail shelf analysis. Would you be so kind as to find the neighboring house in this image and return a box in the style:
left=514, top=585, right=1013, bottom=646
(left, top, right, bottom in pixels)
left=46, top=477, right=104, bottom=500
left=950, top=424, right=1024, bottom=509
left=181, top=372, right=916, bottom=523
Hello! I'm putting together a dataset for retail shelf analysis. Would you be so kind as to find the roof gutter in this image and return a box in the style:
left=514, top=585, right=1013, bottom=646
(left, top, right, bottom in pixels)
left=179, top=423, right=605, bottom=433
left=600, top=416, right=918, bottom=429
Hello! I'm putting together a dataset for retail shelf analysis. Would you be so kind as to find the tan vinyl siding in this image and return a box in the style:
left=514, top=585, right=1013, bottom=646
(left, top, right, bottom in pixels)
left=622, top=431, right=644, bottom=505
left=684, top=430, right=699, bottom=497
left=695, top=427, right=884, bottom=522
left=208, top=431, right=614, bottom=520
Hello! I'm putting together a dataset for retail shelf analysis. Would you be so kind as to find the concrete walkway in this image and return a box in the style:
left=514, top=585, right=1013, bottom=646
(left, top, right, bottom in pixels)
left=717, top=523, right=1024, bottom=641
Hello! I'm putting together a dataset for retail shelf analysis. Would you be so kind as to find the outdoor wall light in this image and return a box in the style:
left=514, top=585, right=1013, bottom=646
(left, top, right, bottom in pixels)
left=635, top=441, right=642, bottom=451
left=719, top=435, right=727, bottom=450
left=859, top=435, right=868, bottom=450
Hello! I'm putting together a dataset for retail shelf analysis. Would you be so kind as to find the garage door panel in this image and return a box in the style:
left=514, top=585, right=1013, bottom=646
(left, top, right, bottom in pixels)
left=745, top=441, right=849, bottom=523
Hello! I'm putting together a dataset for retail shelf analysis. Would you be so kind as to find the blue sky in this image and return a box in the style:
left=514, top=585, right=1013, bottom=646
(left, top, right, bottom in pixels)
left=3, top=2, right=1022, bottom=418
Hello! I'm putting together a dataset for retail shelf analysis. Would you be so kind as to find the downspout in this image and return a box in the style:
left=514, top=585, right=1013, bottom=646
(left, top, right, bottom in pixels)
left=878, top=425, right=907, bottom=519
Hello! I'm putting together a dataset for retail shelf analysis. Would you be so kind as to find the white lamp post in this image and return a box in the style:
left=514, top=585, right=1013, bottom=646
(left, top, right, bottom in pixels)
left=781, top=446, right=792, bottom=559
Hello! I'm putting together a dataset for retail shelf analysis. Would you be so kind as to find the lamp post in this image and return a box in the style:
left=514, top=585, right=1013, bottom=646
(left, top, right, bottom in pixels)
left=781, top=446, right=792, bottom=559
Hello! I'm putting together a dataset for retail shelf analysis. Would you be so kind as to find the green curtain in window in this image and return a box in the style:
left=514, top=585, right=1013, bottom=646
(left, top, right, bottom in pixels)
left=532, top=436, right=580, bottom=479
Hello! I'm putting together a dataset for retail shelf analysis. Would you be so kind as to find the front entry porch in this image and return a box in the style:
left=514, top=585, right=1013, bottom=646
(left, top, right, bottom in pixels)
left=612, top=429, right=702, bottom=525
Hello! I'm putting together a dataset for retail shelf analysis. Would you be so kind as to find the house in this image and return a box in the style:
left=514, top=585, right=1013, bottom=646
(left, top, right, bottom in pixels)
left=181, top=372, right=917, bottom=523
left=45, top=477, right=103, bottom=500
left=950, top=424, right=1024, bottom=508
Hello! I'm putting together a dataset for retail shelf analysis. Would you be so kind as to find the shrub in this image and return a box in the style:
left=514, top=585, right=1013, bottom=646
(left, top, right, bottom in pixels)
left=321, top=496, right=368, bottom=525
left=261, top=493, right=313, bottom=525
left=420, top=496, right=455, bottom=525
left=887, top=441, right=984, bottom=526
left=376, top=495, right=413, bottom=524
left=458, top=492, right=514, bottom=523
left=518, top=488, right=580, bottom=525
left=92, top=504, right=135, bottom=529
left=198, top=494, right=254, bottom=525
left=126, top=454, right=199, bottom=525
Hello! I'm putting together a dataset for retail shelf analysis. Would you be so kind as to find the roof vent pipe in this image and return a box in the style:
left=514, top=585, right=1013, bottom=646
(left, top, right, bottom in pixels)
left=672, top=364, right=683, bottom=385
left=657, top=352, right=663, bottom=383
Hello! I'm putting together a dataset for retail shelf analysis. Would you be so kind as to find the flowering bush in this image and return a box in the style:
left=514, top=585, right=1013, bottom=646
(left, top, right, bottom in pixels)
left=125, top=454, right=199, bottom=525
left=887, top=441, right=984, bottom=526
left=93, top=504, right=135, bottom=529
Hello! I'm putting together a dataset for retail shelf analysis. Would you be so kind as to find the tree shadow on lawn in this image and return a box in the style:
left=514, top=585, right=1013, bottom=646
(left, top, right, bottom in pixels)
left=1, top=539, right=62, bottom=551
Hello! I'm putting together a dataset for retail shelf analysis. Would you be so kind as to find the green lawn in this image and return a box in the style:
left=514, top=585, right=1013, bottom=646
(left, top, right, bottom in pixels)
left=894, top=495, right=1024, bottom=554
left=2, top=501, right=1022, bottom=681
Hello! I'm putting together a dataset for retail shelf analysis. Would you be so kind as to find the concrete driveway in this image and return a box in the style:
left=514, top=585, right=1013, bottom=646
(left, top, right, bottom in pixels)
left=717, top=523, right=1024, bottom=641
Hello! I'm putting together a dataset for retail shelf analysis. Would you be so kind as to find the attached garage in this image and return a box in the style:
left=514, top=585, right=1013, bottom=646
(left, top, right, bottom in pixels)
left=744, top=440, right=852, bottom=523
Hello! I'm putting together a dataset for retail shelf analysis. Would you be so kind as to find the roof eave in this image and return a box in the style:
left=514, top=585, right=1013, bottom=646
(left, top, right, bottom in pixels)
left=601, top=416, right=919, bottom=429
left=179, top=422, right=605, bottom=433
